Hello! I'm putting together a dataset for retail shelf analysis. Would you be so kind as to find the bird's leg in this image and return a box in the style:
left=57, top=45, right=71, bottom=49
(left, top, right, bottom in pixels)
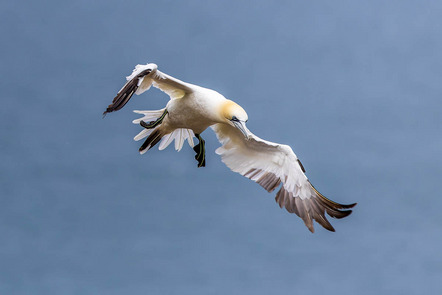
left=193, top=133, right=206, bottom=168
left=140, top=109, right=168, bottom=129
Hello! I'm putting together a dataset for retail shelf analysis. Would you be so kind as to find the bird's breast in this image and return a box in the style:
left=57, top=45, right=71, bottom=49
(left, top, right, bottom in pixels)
left=165, top=94, right=220, bottom=133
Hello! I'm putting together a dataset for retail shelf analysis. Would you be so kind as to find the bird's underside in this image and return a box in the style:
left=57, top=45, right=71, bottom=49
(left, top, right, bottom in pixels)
left=134, top=108, right=206, bottom=168
left=104, top=63, right=356, bottom=233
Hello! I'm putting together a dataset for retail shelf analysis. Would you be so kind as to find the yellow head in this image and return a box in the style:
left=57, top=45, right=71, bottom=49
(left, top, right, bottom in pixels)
left=220, top=100, right=250, bottom=139
left=221, top=100, right=248, bottom=123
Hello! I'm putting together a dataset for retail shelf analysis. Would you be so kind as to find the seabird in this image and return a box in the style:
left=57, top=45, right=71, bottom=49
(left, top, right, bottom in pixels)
left=104, top=63, right=356, bottom=232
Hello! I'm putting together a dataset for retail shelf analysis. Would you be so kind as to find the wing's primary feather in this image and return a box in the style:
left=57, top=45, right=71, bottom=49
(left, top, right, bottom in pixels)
left=103, top=63, right=193, bottom=116
left=212, top=123, right=356, bottom=232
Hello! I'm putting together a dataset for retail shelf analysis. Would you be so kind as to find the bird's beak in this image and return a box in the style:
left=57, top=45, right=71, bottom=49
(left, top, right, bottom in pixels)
left=233, top=121, right=252, bottom=140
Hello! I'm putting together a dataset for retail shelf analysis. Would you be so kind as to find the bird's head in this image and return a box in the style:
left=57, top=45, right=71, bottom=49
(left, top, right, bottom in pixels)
left=221, top=100, right=251, bottom=139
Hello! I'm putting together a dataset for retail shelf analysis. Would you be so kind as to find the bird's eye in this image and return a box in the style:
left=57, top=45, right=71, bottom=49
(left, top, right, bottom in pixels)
left=231, top=116, right=239, bottom=122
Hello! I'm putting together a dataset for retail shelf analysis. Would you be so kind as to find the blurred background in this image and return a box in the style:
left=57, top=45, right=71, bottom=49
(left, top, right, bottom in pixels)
left=1, top=0, right=441, bottom=294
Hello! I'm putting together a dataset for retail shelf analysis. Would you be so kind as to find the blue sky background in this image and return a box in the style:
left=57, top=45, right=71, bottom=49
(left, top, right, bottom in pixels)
left=1, top=1, right=442, bottom=294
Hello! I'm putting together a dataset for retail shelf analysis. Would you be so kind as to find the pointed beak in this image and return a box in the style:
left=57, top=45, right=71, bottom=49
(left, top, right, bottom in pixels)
left=233, top=120, right=252, bottom=140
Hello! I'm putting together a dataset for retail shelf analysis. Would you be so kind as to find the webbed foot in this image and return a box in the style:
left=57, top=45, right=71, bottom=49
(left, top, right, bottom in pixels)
left=139, top=109, right=168, bottom=129
left=193, top=133, right=206, bottom=168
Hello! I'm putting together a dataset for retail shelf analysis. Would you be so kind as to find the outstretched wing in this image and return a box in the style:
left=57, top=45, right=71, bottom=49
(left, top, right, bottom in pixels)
left=103, top=63, right=194, bottom=115
left=212, top=123, right=356, bottom=233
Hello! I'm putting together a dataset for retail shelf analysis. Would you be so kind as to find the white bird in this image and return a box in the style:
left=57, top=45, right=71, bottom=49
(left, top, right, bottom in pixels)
left=104, top=63, right=356, bottom=232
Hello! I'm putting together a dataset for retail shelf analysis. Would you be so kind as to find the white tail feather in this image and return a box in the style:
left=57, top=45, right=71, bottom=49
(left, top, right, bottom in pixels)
left=134, top=128, right=154, bottom=141
left=159, top=132, right=175, bottom=150
left=175, top=129, right=185, bottom=151
left=133, top=109, right=195, bottom=152
left=186, top=129, right=195, bottom=147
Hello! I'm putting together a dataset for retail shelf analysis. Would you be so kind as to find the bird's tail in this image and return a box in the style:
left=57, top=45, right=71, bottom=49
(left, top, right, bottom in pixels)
left=138, top=128, right=164, bottom=154
left=132, top=109, right=195, bottom=153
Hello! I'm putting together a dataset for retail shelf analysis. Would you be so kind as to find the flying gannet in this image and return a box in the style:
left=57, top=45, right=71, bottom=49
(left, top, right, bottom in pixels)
left=104, top=63, right=356, bottom=232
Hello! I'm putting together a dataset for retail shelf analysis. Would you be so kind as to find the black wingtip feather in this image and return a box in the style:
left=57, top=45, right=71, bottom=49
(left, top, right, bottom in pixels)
left=104, top=79, right=138, bottom=115
left=103, top=68, right=153, bottom=116
left=139, top=129, right=162, bottom=153
left=274, top=184, right=355, bottom=233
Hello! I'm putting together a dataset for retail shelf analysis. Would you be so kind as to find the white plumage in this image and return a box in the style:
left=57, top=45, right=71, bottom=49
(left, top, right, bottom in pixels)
left=104, top=63, right=356, bottom=232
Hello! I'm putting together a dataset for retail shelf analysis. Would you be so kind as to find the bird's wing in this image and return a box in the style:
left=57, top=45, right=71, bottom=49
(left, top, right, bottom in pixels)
left=104, top=63, right=194, bottom=115
left=212, top=123, right=356, bottom=232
